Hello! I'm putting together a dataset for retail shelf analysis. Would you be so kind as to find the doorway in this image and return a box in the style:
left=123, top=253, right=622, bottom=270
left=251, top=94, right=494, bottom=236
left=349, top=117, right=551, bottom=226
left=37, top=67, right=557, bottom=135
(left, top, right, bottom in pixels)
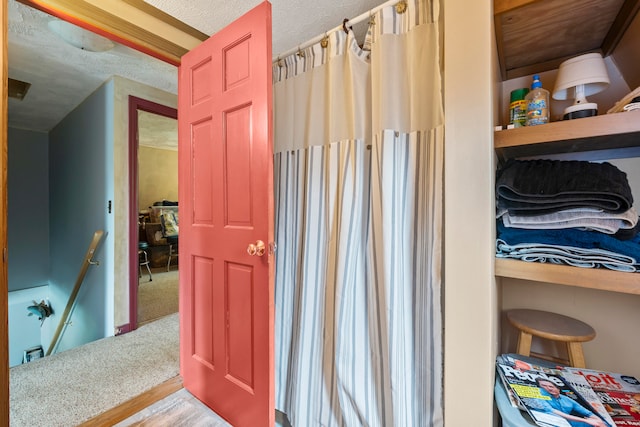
left=1, top=0, right=203, bottom=422
left=128, top=96, right=178, bottom=329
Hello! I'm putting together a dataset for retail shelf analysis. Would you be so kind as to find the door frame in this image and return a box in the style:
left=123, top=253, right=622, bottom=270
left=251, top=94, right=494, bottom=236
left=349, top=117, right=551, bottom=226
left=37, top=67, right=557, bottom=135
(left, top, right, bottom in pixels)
left=127, top=96, right=177, bottom=332
left=1, top=2, right=205, bottom=425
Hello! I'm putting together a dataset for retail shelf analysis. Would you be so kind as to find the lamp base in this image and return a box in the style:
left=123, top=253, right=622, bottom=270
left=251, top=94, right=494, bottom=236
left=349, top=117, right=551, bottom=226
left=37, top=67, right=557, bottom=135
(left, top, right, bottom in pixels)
left=562, top=102, right=598, bottom=120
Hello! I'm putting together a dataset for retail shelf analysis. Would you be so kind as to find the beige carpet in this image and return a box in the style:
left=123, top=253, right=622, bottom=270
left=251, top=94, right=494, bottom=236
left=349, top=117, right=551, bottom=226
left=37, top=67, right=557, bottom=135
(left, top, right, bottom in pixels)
left=10, top=313, right=180, bottom=427
left=138, top=269, right=179, bottom=325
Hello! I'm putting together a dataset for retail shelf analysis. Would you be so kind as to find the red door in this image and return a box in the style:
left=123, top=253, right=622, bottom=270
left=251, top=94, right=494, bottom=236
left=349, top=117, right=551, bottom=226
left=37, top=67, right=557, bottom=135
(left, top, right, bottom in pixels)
left=178, top=2, right=274, bottom=426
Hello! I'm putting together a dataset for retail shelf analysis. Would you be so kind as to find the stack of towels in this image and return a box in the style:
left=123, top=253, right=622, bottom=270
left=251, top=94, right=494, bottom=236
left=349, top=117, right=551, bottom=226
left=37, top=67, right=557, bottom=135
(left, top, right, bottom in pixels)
left=495, top=159, right=640, bottom=272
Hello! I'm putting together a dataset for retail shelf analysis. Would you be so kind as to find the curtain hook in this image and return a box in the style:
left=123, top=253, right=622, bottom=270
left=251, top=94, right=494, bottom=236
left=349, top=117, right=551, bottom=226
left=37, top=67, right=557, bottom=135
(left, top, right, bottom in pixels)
left=277, top=56, right=283, bottom=67
left=296, top=45, right=305, bottom=58
left=395, top=0, right=407, bottom=14
left=342, top=18, right=351, bottom=34
left=320, top=32, right=329, bottom=49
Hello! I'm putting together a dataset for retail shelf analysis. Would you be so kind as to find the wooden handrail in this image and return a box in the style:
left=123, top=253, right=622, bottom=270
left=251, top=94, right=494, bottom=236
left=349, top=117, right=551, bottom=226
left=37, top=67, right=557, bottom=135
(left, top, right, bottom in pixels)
left=46, top=230, right=106, bottom=356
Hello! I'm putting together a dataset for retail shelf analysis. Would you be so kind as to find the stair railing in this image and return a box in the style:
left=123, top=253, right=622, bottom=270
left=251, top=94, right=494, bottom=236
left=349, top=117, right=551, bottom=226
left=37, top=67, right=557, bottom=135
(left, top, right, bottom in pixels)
left=46, top=230, right=105, bottom=356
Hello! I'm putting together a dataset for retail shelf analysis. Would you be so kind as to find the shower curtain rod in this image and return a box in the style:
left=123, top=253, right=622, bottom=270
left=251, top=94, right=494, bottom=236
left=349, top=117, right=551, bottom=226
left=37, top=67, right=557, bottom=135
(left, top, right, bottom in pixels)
left=272, top=0, right=403, bottom=62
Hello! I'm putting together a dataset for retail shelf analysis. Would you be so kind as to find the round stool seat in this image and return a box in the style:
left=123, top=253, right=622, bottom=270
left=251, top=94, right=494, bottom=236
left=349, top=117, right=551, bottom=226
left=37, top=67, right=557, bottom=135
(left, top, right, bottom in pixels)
left=507, top=309, right=595, bottom=342
left=506, top=309, right=595, bottom=368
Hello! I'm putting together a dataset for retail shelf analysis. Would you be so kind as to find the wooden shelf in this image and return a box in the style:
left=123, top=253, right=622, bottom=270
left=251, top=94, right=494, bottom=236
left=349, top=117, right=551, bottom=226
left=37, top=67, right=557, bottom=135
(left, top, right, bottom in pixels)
left=494, top=111, right=640, bottom=161
left=494, top=110, right=640, bottom=295
left=495, top=258, right=640, bottom=295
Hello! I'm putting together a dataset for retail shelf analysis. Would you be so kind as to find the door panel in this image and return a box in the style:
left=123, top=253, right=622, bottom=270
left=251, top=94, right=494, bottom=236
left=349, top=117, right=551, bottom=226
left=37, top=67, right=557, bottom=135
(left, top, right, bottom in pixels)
left=178, top=2, right=273, bottom=426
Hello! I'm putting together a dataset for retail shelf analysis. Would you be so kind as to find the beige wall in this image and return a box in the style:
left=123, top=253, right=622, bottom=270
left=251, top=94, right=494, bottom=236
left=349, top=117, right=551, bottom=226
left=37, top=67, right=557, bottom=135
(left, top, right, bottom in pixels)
left=443, top=0, right=497, bottom=425
left=112, top=75, right=177, bottom=329
left=138, top=146, right=178, bottom=211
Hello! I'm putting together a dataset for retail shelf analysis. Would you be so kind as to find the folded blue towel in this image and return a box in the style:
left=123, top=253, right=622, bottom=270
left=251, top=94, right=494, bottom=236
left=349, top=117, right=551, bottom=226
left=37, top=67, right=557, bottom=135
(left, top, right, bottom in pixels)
left=496, top=221, right=640, bottom=262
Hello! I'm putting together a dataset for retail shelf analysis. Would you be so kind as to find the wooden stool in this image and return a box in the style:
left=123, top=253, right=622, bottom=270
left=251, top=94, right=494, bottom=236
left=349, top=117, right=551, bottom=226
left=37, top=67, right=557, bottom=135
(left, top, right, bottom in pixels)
left=506, top=309, right=595, bottom=368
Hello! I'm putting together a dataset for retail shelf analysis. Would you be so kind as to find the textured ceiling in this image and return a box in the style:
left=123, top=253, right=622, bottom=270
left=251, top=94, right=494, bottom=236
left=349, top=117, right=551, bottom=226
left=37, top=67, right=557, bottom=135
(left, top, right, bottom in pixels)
left=7, top=0, right=387, bottom=140
left=7, top=0, right=177, bottom=132
left=145, top=0, right=386, bottom=56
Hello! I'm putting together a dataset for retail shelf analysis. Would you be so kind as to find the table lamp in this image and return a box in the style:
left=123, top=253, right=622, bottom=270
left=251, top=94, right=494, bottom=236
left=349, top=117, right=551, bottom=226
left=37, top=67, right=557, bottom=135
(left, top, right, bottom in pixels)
left=552, top=53, right=610, bottom=120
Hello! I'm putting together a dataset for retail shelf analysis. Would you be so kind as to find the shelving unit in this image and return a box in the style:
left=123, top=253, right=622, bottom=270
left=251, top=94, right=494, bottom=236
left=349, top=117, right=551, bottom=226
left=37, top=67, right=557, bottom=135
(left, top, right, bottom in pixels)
left=494, top=111, right=640, bottom=295
left=495, top=259, right=640, bottom=295
left=495, top=110, right=640, bottom=161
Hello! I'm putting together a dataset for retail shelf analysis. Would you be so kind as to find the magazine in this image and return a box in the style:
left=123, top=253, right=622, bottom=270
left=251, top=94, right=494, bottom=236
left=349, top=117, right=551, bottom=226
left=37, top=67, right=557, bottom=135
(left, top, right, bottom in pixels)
left=497, top=354, right=615, bottom=426
left=496, top=354, right=565, bottom=410
left=567, top=367, right=640, bottom=427
left=496, top=354, right=615, bottom=427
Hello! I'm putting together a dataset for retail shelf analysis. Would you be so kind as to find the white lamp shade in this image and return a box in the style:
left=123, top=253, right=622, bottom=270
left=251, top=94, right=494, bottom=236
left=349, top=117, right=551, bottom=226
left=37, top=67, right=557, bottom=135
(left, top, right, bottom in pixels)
left=552, top=53, right=610, bottom=101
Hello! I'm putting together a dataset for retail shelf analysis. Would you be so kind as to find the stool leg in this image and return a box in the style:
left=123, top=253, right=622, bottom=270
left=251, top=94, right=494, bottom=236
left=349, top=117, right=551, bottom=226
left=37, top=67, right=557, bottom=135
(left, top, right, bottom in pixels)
left=145, top=262, right=152, bottom=282
left=516, top=331, right=533, bottom=357
left=567, top=342, right=586, bottom=368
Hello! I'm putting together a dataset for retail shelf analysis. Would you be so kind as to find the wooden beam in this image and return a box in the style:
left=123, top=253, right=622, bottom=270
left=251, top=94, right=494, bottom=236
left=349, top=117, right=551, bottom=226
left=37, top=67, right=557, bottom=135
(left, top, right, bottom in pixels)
left=16, top=0, right=208, bottom=65
left=0, top=0, right=8, bottom=424
left=121, top=0, right=208, bottom=42
left=601, top=0, right=640, bottom=56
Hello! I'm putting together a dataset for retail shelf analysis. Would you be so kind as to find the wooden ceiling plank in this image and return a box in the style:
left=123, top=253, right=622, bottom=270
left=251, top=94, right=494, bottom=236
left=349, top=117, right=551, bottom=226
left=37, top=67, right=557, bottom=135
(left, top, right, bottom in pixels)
left=601, top=0, right=640, bottom=56
left=494, top=0, right=538, bottom=16
left=496, top=0, right=628, bottom=81
left=504, top=48, right=603, bottom=80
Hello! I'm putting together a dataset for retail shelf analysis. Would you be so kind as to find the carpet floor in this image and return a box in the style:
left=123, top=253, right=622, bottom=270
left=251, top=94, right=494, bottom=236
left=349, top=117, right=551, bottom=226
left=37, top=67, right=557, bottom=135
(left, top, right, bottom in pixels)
left=10, top=313, right=180, bottom=427
left=137, top=269, right=179, bottom=325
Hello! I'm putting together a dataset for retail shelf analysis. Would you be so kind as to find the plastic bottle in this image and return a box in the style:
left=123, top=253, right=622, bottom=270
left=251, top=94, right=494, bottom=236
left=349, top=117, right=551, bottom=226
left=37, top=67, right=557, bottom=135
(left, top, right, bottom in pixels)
left=525, top=74, right=550, bottom=126
left=509, top=88, right=529, bottom=127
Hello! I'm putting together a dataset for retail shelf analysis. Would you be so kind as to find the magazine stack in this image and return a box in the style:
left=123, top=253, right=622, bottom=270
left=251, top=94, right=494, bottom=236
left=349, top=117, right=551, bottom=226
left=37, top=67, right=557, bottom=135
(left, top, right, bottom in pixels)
left=496, top=353, right=640, bottom=427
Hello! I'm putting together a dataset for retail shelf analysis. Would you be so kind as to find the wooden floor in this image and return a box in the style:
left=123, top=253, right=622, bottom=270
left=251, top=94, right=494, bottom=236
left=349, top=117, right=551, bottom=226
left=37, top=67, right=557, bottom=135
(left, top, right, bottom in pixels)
left=114, top=388, right=231, bottom=426
left=79, top=376, right=229, bottom=427
left=81, top=375, right=292, bottom=426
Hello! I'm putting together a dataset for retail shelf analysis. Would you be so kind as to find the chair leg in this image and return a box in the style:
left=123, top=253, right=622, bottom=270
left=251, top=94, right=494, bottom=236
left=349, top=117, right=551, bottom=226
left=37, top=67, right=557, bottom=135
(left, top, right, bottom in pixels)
left=567, top=342, right=586, bottom=368
left=167, top=246, right=172, bottom=272
left=516, top=331, right=533, bottom=357
left=139, top=250, right=152, bottom=282
left=146, top=264, right=152, bottom=281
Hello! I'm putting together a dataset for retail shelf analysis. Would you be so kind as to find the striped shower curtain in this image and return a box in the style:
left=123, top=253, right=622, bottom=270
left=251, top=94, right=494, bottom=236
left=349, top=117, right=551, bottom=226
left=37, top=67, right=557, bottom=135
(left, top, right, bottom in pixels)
left=273, top=0, right=443, bottom=425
